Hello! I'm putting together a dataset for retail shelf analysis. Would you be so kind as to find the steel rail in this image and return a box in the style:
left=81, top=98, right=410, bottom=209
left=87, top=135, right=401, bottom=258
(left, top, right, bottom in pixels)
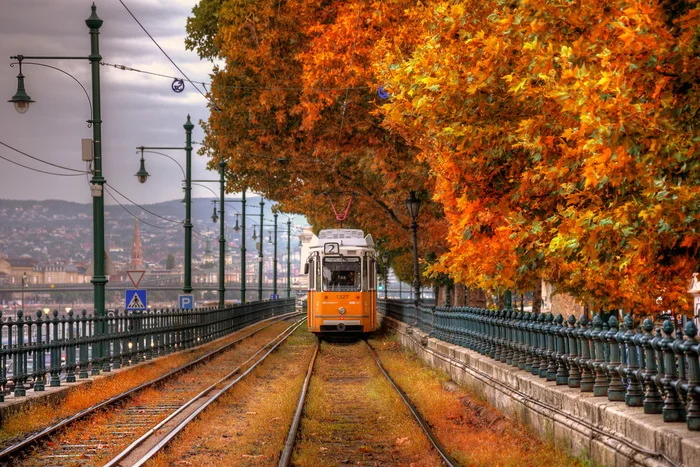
left=364, top=340, right=460, bottom=467
left=107, top=318, right=307, bottom=467
left=278, top=340, right=320, bottom=467
left=0, top=311, right=300, bottom=463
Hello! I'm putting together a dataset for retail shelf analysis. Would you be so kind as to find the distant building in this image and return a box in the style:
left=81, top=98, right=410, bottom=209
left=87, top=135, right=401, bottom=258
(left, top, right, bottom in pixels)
left=0, top=256, right=38, bottom=283
left=36, top=261, right=86, bottom=284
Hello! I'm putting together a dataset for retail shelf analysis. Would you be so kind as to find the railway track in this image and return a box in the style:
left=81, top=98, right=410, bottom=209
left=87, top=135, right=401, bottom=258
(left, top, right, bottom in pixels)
left=280, top=338, right=460, bottom=466
left=0, top=313, right=302, bottom=467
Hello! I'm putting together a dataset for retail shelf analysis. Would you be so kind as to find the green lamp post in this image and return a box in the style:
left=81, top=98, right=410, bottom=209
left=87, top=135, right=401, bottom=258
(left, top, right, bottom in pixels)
left=134, top=116, right=195, bottom=295
left=286, top=218, right=292, bottom=298
left=273, top=212, right=278, bottom=298
left=258, top=200, right=264, bottom=300
left=9, top=4, right=109, bottom=371
left=406, top=191, right=422, bottom=305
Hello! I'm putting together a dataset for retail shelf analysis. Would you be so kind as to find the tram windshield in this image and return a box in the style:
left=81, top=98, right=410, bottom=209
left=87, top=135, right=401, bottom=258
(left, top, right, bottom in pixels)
left=322, top=257, right=361, bottom=292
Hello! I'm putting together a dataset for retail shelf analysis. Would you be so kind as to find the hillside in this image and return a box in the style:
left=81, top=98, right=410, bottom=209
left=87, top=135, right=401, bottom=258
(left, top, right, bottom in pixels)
left=0, top=196, right=304, bottom=268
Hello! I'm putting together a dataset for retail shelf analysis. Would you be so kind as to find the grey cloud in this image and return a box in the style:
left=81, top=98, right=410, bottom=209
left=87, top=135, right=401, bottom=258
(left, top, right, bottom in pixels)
left=0, top=0, right=213, bottom=205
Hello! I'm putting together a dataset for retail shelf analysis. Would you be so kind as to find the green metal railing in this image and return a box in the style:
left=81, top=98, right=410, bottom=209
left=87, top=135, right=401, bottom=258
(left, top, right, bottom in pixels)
left=379, top=299, right=700, bottom=431
left=0, top=298, right=294, bottom=400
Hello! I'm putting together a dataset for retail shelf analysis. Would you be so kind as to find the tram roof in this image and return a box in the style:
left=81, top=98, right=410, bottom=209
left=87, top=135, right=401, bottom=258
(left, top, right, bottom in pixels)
left=313, top=229, right=375, bottom=248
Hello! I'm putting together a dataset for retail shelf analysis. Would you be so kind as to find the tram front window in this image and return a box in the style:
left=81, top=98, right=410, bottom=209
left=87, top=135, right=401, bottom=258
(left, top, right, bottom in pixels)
left=323, top=257, right=361, bottom=292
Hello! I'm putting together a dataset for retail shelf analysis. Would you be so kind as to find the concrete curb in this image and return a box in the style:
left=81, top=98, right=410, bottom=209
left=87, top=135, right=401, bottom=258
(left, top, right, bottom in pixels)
left=382, top=315, right=700, bottom=467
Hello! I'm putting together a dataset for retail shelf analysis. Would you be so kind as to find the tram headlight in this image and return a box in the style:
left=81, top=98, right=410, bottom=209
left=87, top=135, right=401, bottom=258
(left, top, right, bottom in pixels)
left=338, top=307, right=346, bottom=315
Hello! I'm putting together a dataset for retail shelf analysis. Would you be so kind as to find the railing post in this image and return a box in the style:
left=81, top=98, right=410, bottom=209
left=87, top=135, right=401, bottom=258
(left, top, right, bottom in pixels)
left=66, top=310, right=76, bottom=382
left=623, top=314, right=644, bottom=406
left=590, top=314, right=608, bottom=396
left=144, top=310, right=153, bottom=360
left=522, top=312, right=533, bottom=372
left=536, top=313, right=548, bottom=377
left=545, top=313, right=558, bottom=381
left=109, top=311, right=120, bottom=370
left=79, top=310, right=89, bottom=379
left=483, top=309, right=493, bottom=356
left=606, top=316, right=625, bottom=401
left=32, top=311, right=44, bottom=390
left=554, top=314, right=568, bottom=385
left=13, top=311, right=27, bottom=397
left=517, top=312, right=527, bottom=370
left=642, top=318, right=664, bottom=414
left=661, top=320, right=685, bottom=422
left=566, top=315, right=581, bottom=388
left=684, top=321, right=700, bottom=430
left=505, top=310, right=515, bottom=366
left=119, top=311, right=129, bottom=367
left=49, top=310, right=60, bottom=387
left=578, top=314, right=595, bottom=392
left=90, top=312, right=100, bottom=376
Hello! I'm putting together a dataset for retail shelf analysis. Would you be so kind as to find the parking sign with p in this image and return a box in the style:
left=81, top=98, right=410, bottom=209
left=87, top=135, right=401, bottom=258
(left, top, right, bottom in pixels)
left=179, top=294, right=194, bottom=310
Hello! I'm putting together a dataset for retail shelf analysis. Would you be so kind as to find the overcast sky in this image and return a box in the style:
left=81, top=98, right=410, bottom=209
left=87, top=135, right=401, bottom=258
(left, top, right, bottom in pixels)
left=0, top=0, right=227, bottom=206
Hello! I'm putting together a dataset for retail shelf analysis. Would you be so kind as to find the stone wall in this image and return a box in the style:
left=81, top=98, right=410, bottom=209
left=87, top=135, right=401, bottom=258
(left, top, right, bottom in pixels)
left=381, top=315, right=700, bottom=467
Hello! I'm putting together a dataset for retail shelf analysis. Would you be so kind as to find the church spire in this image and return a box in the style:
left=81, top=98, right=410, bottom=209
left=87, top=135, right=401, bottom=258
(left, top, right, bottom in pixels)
left=130, top=219, right=144, bottom=269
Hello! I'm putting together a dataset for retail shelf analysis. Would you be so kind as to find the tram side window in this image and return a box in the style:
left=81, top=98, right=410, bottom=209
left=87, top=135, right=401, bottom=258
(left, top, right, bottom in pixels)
left=315, top=257, right=322, bottom=291
left=362, top=256, right=369, bottom=291
left=322, top=257, right=361, bottom=292
left=308, top=259, right=315, bottom=290
left=369, top=257, right=376, bottom=291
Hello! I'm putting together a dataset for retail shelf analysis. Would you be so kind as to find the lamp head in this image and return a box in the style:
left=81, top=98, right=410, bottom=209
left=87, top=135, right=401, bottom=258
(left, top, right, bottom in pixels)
left=211, top=205, right=218, bottom=223
left=135, top=155, right=149, bottom=184
left=233, top=214, right=240, bottom=232
left=405, top=190, right=421, bottom=220
left=9, top=70, right=34, bottom=114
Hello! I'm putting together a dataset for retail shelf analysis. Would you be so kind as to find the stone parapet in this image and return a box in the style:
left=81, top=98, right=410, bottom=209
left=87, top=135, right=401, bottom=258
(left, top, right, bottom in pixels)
left=382, top=315, right=700, bottom=467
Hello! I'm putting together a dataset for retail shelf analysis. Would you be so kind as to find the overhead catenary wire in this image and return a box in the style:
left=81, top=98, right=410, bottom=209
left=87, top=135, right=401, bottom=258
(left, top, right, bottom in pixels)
left=118, top=0, right=209, bottom=101
left=105, top=182, right=184, bottom=226
left=104, top=186, right=174, bottom=230
left=0, top=141, right=90, bottom=175
left=100, top=62, right=370, bottom=93
left=104, top=183, right=209, bottom=239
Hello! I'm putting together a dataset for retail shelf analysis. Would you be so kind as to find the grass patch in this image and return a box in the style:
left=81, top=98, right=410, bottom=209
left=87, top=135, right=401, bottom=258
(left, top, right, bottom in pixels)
left=370, top=332, right=581, bottom=467
left=0, top=319, right=284, bottom=445
left=149, top=326, right=317, bottom=466
left=293, top=339, right=443, bottom=466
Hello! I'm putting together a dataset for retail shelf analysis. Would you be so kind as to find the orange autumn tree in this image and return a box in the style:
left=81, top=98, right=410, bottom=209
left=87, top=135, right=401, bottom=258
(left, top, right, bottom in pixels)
left=186, top=0, right=449, bottom=282
left=376, top=0, right=699, bottom=312
left=187, top=0, right=698, bottom=312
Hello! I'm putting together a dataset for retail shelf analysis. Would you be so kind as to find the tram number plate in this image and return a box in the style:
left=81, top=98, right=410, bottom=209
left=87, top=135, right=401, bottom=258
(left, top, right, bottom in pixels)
left=337, top=295, right=348, bottom=299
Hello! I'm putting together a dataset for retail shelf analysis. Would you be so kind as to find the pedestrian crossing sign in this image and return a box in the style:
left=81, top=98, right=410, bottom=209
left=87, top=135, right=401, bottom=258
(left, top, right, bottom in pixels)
left=126, top=289, right=147, bottom=310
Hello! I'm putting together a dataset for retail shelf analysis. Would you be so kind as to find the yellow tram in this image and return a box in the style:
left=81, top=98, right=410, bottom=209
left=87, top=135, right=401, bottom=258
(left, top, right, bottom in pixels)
left=305, top=229, right=378, bottom=334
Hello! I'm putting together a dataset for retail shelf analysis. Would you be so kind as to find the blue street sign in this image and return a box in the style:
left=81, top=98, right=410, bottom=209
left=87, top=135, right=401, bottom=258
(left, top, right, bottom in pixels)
left=126, top=289, right=147, bottom=310
left=179, top=294, right=194, bottom=310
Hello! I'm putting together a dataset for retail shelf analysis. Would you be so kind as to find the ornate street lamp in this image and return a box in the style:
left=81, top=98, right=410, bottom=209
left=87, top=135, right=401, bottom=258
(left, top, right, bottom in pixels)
left=135, top=150, right=149, bottom=184
left=9, top=4, right=110, bottom=372
left=405, top=191, right=422, bottom=305
left=134, top=116, right=195, bottom=296
left=8, top=57, right=34, bottom=114
left=286, top=218, right=292, bottom=298
left=259, top=200, right=265, bottom=301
